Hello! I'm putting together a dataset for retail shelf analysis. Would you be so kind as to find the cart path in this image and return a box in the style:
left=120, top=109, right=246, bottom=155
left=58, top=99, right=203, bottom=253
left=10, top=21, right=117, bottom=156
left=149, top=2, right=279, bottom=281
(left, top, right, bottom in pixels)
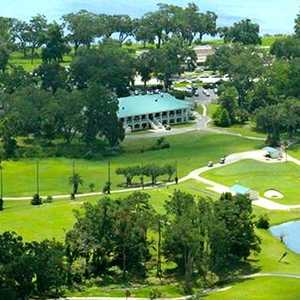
left=5, top=149, right=300, bottom=211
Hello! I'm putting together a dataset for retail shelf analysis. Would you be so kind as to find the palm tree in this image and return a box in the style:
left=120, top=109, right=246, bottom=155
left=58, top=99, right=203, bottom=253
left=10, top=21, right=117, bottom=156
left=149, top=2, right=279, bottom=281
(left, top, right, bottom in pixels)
left=69, top=173, right=83, bottom=195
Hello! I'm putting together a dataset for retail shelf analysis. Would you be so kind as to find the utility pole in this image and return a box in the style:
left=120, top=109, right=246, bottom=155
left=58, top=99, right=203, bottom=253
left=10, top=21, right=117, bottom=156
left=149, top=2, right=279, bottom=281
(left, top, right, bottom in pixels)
left=175, top=160, right=178, bottom=185
left=36, top=160, right=40, bottom=196
left=0, top=162, right=3, bottom=211
left=72, top=160, right=75, bottom=176
left=0, top=162, right=3, bottom=200
left=107, top=160, right=111, bottom=194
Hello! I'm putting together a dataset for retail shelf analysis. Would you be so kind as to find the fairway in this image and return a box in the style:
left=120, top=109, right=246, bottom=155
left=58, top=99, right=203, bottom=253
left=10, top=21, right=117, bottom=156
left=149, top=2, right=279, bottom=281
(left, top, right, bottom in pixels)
left=0, top=132, right=262, bottom=197
left=0, top=180, right=216, bottom=241
left=205, top=277, right=300, bottom=300
left=203, top=160, right=300, bottom=205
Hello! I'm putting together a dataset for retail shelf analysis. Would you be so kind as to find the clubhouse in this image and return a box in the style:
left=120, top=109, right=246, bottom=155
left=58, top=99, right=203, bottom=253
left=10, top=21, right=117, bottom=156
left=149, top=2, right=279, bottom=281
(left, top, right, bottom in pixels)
left=118, top=93, right=191, bottom=132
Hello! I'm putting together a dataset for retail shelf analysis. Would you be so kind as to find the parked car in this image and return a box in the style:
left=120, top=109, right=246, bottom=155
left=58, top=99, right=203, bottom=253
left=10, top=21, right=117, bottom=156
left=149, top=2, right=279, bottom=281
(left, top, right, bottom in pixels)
left=202, top=89, right=210, bottom=97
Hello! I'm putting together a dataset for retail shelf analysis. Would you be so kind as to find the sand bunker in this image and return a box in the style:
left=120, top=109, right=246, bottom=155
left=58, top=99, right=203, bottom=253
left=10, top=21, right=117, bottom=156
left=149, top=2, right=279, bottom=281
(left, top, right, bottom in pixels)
left=264, top=190, right=284, bottom=199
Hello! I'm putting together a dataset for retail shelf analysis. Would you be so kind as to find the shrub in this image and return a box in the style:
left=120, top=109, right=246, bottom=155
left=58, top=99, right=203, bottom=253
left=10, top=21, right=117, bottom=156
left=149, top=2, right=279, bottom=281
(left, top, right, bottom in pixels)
left=256, top=214, right=270, bottom=229
left=213, top=107, right=231, bottom=127
left=0, top=198, right=3, bottom=211
left=149, top=137, right=170, bottom=151
left=102, top=181, right=111, bottom=194
left=89, top=183, right=96, bottom=192
left=43, top=196, right=53, bottom=204
left=149, top=289, right=162, bottom=300
left=31, top=194, right=42, bottom=206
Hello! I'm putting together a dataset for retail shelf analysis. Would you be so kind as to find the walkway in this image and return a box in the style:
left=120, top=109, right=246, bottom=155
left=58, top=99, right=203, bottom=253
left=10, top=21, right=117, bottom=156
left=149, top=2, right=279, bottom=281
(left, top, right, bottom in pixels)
left=185, top=150, right=300, bottom=211
left=5, top=149, right=300, bottom=211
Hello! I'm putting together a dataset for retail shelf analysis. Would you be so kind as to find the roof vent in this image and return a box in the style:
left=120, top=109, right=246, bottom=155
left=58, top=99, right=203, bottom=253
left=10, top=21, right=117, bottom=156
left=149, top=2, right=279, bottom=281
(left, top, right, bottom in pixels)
left=122, top=107, right=125, bottom=110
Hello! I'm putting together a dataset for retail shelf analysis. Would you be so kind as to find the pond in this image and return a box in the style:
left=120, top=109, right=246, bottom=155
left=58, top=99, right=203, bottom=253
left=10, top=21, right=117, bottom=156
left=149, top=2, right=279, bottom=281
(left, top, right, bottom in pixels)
left=270, top=221, right=300, bottom=254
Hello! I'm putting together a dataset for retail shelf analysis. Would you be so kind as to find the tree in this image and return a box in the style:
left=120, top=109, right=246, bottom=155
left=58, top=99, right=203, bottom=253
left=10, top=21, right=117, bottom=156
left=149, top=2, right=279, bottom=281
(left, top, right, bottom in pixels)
left=82, top=83, right=123, bottom=146
left=26, top=15, right=48, bottom=63
left=295, top=12, right=300, bottom=38
left=256, top=105, right=284, bottom=146
left=213, top=107, right=231, bottom=127
left=116, top=166, right=141, bottom=187
left=54, top=89, right=85, bottom=143
left=210, top=193, right=260, bottom=273
left=63, top=10, right=98, bottom=53
left=69, top=173, right=83, bottom=195
left=0, top=232, right=35, bottom=300
left=220, top=19, right=261, bottom=45
left=66, top=193, right=154, bottom=279
left=11, top=19, right=29, bottom=57
left=42, top=22, right=70, bottom=63
left=136, top=51, right=154, bottom=88
left=0, top=44, right=10, bottom=73
left=112, top=192, right=154, bottom=279
left=0, top=232, right=66, bottom=299
left=29, top=240, right=66, bottom=297
left=151, top=38, right=196, bottom=89
left=218, top=85, right=239, bottom=123
left=34, top=62, right=68, bottom=94
left=135, top=17, right=156, bottom=47
left=0, top=115, right=18, bottom=158
left=163, top=191, right=212, bottom=292
left=270, top=37, right=300, bottom=59
left=207, top=45, right=265, bottom=108
left=113, top=15, right=136, bottom=44
left=0, top=65, right=34, bottom=94
left=143, top=165, right=164, bottom=185
left=163, top=164, right=176, bottom=182
left=70, top=40, right=135, bottom=95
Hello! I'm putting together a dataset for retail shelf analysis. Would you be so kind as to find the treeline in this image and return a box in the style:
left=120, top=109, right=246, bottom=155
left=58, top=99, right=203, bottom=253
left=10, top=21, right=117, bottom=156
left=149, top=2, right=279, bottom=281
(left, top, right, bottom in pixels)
left=116, top=163, right=177, bottom=187
left=0, top=190, right=260, bottom=299
left=0, top=4, right=218, bottom=55
left=208, top=12, right=300, bottom=146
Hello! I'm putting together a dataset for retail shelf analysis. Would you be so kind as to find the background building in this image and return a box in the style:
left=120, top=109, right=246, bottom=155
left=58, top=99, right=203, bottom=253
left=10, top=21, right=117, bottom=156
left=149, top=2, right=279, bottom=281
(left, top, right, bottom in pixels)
left=118, top=93, right=191, bottom=132
left=193, top=45, right=215, bottom=64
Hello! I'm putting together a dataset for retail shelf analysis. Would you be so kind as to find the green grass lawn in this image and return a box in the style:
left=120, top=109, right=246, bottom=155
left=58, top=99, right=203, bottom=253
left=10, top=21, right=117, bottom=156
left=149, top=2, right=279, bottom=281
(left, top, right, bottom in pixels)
left=0, top=132, right=262, bottom=197
left=205, top=277, right=300, bottom=300
left=9, top=51, right=73, bottom=72
left=207, top=103, right=219, bottom=119
left=67, top=283, right=183, bottom=298
left=221, top=123, right=266, bottom=139
left=203, top=160, right=300, bottom=205
left=0, top=180, right=217, bottom=241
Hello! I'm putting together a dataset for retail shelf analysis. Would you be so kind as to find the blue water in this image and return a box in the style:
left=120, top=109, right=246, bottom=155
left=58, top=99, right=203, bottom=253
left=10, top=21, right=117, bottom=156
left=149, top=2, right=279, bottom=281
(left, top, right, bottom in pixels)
left=270, top=221, right=300, bottom=254
left=0, top=0, right=299, bottom=34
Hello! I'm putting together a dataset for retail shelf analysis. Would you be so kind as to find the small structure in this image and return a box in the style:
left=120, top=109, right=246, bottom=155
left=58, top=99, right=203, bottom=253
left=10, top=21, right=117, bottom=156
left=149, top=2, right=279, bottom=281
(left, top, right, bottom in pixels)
left=118, top=93, right=191, bottom=132
left=263, top=147, right=282, bottom=159
left=193, top=45, right=215, bottom=64
left=230, top=184, right=259, bottom=201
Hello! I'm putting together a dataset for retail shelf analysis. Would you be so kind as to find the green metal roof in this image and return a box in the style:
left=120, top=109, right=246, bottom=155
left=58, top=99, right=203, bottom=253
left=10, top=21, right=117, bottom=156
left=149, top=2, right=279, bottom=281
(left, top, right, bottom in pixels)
left=118, top=93, right=190, bottom=118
